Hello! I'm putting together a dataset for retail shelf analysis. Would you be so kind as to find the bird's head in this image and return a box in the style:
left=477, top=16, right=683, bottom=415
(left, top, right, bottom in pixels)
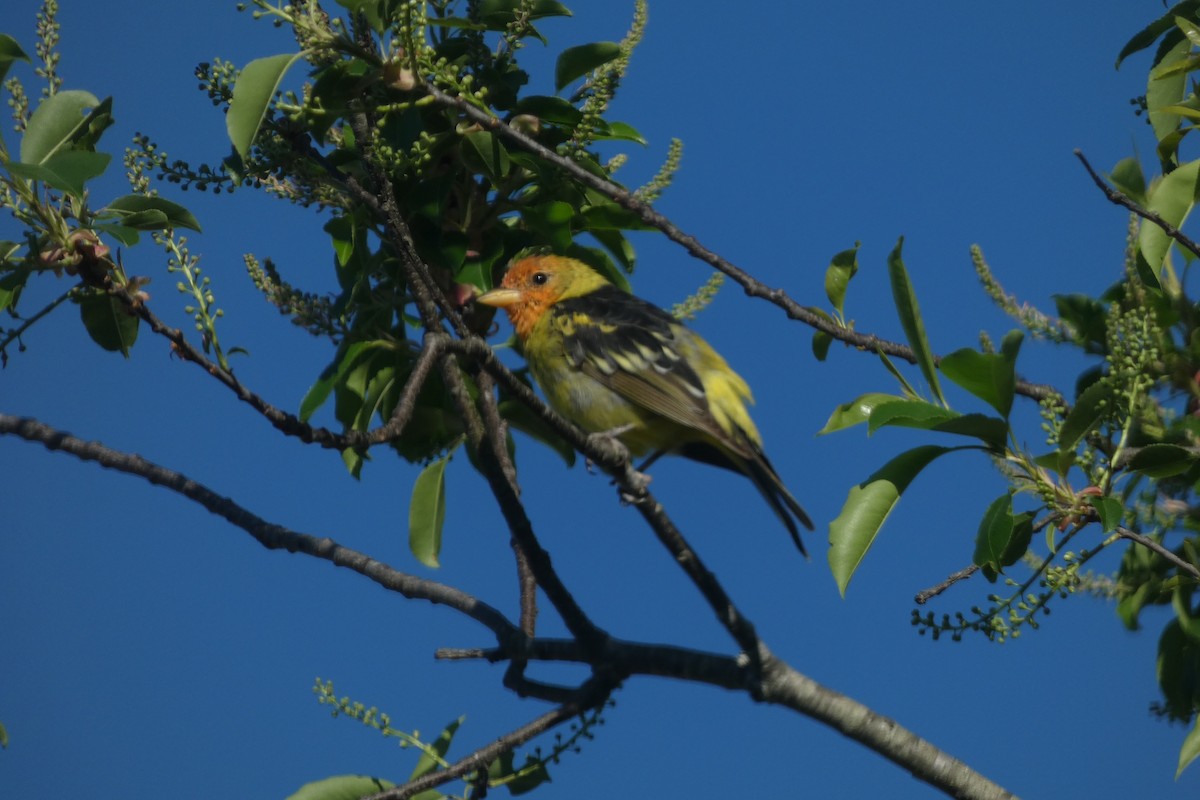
left=476, top=255, right=610, bottom=340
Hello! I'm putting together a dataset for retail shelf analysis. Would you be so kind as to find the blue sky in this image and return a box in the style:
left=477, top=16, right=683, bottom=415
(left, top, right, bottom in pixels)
left=2, top=1, right=1196, bottom=798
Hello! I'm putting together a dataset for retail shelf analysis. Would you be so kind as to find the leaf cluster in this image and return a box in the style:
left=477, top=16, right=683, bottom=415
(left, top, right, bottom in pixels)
left=810, top=5, right=1200, bottom=776
left=301, top=678, right=608, bottom=799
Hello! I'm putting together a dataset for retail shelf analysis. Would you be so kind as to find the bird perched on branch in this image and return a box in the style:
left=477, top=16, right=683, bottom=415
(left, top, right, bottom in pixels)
left=476, top=254, right=813, bottom=555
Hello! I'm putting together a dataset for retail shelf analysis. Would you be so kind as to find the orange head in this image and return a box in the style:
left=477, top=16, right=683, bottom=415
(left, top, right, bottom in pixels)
left=475, top=255, right=609, bottom=340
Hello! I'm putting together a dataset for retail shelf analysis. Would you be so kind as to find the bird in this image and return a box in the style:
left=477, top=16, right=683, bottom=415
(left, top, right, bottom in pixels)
left=475, top=254, right=813, bottom=554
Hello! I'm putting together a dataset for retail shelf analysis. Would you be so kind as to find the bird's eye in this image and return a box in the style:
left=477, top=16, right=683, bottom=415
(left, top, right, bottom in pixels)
left=531, top=272, right=549, bottom=286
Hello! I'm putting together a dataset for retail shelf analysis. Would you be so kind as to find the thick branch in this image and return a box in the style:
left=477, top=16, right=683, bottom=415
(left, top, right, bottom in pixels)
left=434, top=636, right=1016, bottom=800
left=3, top=409, right=1014, bottom=798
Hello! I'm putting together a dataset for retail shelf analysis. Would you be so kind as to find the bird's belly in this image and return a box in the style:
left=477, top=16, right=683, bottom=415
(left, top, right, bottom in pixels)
left=533, top=364, right=662, bottom=456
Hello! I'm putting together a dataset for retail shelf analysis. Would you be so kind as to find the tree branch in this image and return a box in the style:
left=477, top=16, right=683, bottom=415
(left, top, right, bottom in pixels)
left=110, top=282, right=444, bottom=452
left=1115, top=525, right=1200, bottom=581
left=433, top=636, right=1016, bottom=800
left=914, top=565, right=980, bottom=605
left=2, top=408, right=1016, bottom=799
left=0, top=411, right=521, bottom=643
left=425, top=84, right=1060, bottom=404
left=366, top=677, right=615, bottom=800
left=1075, top=148, right=1200, bottom=262
left=342, top=100, right=607, bottom=655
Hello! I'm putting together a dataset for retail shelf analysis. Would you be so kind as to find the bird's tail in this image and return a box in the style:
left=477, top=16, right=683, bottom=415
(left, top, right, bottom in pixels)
left=677, top=441, right=813, bottom=557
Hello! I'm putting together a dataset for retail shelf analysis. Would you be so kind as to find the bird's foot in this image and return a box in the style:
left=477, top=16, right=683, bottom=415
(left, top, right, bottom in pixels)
left=584, top=424, right=635, bottom=465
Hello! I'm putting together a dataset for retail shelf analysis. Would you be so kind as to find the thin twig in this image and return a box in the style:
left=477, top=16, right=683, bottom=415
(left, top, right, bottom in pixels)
left=112, top=283, right=436, bottom=452
left=425, top=84, right=1061, bottom=404
left=0, top=287, right=73, bottom=363
left=1115, top=525, right=1200, bottom=581
left=0, top=412, right=520, bottom=641
left=365, top=678, right=614, bottom=800
left=450, top=337, right=763, bottom=667
left=914, top=565, right=979, bottom=605
left=1075, top=148, right=1200, bottom=262
left=475, top=368, right=539, bottom=636
left=344, top=95, right=608, bottom=654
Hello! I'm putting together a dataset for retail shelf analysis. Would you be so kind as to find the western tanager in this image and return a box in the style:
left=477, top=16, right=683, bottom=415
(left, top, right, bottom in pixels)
left=476, top=254, right=813, bottom=554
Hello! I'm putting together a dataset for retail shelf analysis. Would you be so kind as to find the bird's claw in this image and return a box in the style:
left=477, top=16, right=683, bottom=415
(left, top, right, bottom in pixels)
left=585, top=423, right=636, bottom=455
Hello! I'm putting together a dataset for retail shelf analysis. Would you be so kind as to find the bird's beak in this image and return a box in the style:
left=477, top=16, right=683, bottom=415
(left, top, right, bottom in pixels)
left=475, top=287, right=522, bottom=308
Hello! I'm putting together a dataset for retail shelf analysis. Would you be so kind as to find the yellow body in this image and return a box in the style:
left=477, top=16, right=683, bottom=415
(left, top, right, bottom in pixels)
left=477, top=254, right=812, bottom=552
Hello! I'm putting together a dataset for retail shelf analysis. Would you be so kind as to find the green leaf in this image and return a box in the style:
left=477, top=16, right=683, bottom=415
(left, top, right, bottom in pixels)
left=520, top=201, right=574, bottom=252
left=823, top=243, right=860, bottom=317
left=478, top=0, right=572, bottom=26
left=578, top=202, right=656, bottom=231
left=324, top=215, right=355, bottom=267
left=0, top=34, right=30, bottom=85
left=1129, top=443, right=1200, bottom=478
left=285, top=774, right=397, bottom=800
left=829, top=445, right=954, bottom=596
left=20, top=90, right=108, bottom=164
left=887, top=237, right=945, bottom=405
left=105, top=195, right=202, bottom=232
left=1109, top=157, right=1147, bottom=206
left=0, top=269, right=30, bottom=314
left=93, top=224, right=141, bottom=247
left=592, top=120, right=647, bottom=145
left=425, top=15, right=486, bottom=30
left=1178, top=716, right=1200, bottom=779
left=77, top=292, right=139, bottom=356
left=1088, top=495, right=1125, bottom=532
left=227, top=52, right=306, bottom=159
left=1034, top=448, right=1076, bottom=478
left=818, top=392, right=907, bottom=435
left=1058, top=379, right=1112, bottom=453
left=867, top=399, right=1007, bottom=450
left=1139, top=158, right=1200, bottom=277
left=867, top=399, right=959, bottom=434
left=1148, top=34, right=1191, bottom=155
left=506, top=757, right=552, bottom=795
left=589, top=228, right=636, bottom=273
left=972, top=493, right=1015, bottom=571
left=1118, top=2, right=1200, bottom=66
left=554, top=42, right=621, bottom=91
left=1158, top=619, right=1200, bottom=727
left=5, top=150, right=111, bottom=196
left=809, top=308, right=834, bottom=361
left=511, top=94, right=583, bottom=126
left=461, top=130, right=511, bottom=181
left=410, top=716, right=464, bottom=780
left=302, top=340, right=390, bottom=422
left=1053, top=293, right=1108, bottom=352
left=1000, top=512, right=1035, bottom=568
left=938, top=331, right=1023, bottom=418
left=409, top=455, right=450, bottom=568
left=812, top=334, right=832, bottom=361
left=877, top=349, right=919, bottom=398
left=114, top=210, right=170, bottom=230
